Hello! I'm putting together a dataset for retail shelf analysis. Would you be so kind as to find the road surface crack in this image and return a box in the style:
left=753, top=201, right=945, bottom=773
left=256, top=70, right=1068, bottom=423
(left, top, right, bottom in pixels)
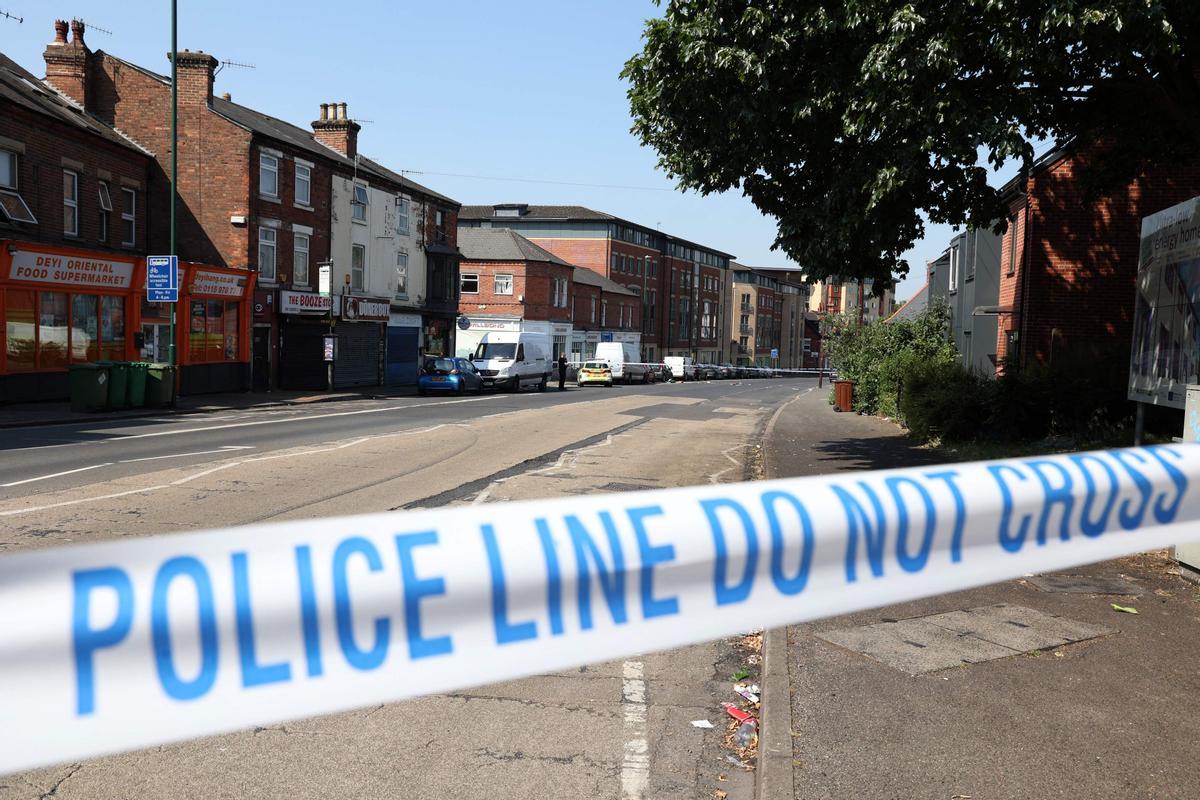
left=39, top=763, right=81, bottom=799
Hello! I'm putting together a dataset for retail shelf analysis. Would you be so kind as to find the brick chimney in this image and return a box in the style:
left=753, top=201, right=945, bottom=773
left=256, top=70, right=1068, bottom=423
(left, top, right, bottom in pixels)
left=43, top=19, right=91, bottom=108
left=170, top=49, right=218, bottom=107
left=312, top=101, right=360, bottom=159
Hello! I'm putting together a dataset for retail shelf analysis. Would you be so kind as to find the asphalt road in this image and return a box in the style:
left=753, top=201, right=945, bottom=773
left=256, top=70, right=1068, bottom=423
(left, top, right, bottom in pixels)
left=1, top=377, right=813, bottom=800
left=0, top=377, right=814, bottom=500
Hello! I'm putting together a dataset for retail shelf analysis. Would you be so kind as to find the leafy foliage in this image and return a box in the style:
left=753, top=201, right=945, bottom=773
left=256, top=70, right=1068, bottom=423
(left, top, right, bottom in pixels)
left=624, top=1, right=1200, bottom=284
left=822, top=299, right=959, bottom=417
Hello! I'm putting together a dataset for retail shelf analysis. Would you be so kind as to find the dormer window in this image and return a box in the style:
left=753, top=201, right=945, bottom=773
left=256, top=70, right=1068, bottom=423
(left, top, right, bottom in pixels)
left=493, top=204, right=527, bottom=218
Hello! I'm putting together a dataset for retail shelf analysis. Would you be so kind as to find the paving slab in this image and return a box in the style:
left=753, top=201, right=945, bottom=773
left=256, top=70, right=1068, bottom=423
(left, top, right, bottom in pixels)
left=927, top=603, right=1114, bottom=652
left=1027, top=574, right=1144, bottom=595
left=817, top=617, right=1020, bottom=675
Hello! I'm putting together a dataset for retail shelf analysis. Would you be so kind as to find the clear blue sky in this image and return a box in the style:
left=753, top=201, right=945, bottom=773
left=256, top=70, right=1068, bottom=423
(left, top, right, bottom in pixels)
left=3, top=0, right=1025, bottom=301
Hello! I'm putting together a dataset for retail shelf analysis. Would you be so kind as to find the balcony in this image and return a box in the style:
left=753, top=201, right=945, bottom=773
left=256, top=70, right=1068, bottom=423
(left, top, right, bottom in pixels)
left=739, top=324, right=753, bottom=334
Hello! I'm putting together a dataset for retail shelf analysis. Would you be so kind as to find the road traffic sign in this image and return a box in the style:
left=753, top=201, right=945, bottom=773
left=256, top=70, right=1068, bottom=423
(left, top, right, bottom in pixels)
left=147, top=255, right=179, bottom=303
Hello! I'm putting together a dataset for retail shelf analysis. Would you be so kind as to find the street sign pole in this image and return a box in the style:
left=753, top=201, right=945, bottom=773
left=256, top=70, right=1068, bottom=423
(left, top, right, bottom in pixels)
left=169, top=0, right=178, bottom=400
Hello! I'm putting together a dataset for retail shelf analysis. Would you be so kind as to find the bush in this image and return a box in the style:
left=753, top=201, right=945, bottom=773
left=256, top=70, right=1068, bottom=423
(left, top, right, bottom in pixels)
left=899, top=361, right=991, bottom=443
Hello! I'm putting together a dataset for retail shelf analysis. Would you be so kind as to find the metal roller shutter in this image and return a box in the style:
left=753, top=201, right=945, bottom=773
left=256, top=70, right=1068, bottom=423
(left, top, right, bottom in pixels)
left=279, top=320, right=327, bottom=390
left=386, top=326, right=419, bottom=385
left=335, top=322, right=381, bottom=388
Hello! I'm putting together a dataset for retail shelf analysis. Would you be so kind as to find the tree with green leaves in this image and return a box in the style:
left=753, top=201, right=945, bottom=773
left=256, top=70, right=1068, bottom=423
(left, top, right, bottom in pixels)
left=623, top=1, right=1200, bottom=286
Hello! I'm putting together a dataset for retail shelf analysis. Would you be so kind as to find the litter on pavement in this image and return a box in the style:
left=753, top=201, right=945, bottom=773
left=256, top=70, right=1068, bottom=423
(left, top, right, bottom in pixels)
left=691, top=720, right=714, bottom=729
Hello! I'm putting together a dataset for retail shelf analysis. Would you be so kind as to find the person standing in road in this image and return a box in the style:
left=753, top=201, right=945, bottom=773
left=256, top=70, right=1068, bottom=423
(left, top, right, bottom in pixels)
left=558, top=353, right=568, bottom=391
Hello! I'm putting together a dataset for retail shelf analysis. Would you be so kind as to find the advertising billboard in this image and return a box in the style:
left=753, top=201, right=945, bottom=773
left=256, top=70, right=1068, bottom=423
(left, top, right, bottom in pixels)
left=1129, top=195, right=1200, bottom=408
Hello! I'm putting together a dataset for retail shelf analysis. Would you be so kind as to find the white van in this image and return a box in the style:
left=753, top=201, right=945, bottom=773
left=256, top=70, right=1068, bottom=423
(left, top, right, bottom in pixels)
left=663, top=356, right=695, bottom=381
left=471, top=332, right=551, bottom=392
left=595, top=341, right=651, bottom=384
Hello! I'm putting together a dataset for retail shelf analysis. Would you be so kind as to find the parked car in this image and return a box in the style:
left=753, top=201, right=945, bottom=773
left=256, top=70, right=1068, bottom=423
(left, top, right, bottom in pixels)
left=418, top=357, right=482, bottom=396
left=696, top=363, right=720, bottom=381
left=718, top=364, right=735, bottom=379
left=664, top=356, right=695, bottom=381
left=595, top=342, right=653, bottom=384
left=577, top=360, right=614, bottom=387
left=471, top=331, right=551, bottom=392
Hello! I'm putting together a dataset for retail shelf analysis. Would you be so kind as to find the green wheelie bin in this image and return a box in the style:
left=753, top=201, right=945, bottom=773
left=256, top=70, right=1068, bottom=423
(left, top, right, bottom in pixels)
left=126, top=362, right=149, bottom=407
left=68, top=363, right=110, bottom=412
left=97, top=361, right=130, bottom=409
left=144, top=363, right=177, bottom=408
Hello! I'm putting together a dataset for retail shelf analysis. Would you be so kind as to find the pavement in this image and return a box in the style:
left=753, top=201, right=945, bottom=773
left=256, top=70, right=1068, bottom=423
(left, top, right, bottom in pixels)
left=763, top=388, right=1200, bottom=800
left=0, top=385, right=422, bottom=429
left=0, top=377, right=807, bottom=799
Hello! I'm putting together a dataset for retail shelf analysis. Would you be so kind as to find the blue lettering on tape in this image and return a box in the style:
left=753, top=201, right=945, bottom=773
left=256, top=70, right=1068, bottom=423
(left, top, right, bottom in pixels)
left=760, top=490, right=814, bottom=595
left=294, top=545, right=324, bottom=677
left=1111, top=450, right=1153, bottom=529
left=989, top=464, right=1031, bottom=553
left=535, top=518, right=565, bottom=636
left=627, top=505, right=679, bottom=619
left=925, top=470, right=966, bottom=562
left=333, top=537, right=390, bottom=670
left=834, top=483, right=887, bottom=582
left=481, top=524, right=538, bottom=644
left=1027, top=460, right=1075, bottom=545
left=72, top=567, right=134, bottom=716
left=1146, top=445, right=1188, bottom=523
left=699, top=497, right=758, bottom=605
left=884, top=476, right=938, bottom=573
left=232, top=552, right=291, bottom=687
left=565, top=513, right=628, bottom=630
left=1067, top=454, right=1119, bottom=538
left=152, top=556, right=219, bottom=701
left=394, top=532, right=453, bottom=659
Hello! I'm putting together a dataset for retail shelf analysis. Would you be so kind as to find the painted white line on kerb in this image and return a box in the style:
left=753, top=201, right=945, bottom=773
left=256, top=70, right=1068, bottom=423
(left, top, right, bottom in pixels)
left=118, top=446, right=254, bottom=464
left=0, top=463, right=112, bottom=487
left=621, top=660, right=650, bottom=800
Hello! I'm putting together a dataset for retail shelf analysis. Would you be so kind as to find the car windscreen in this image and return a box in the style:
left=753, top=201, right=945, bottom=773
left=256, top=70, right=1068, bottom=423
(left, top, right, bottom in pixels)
left=474, top=342, right=516, bottom=360
left=424, top=358, right=456, bottom=374
left=583, top=361, right=609, bottom=370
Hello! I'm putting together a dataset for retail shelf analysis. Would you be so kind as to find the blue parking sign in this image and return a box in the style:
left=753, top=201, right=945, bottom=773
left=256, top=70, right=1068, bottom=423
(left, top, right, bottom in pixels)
left=147, top=255, right=178, bottom=303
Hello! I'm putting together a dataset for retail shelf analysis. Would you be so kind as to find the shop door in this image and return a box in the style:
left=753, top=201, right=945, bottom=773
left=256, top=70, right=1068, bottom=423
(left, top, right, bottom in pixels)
left=279, top=322, right=326, bottom=390
left=252, top=326, right=271, bottom=392
left=335, top=322, right=381, bottom=388
left=140, top=323, right=171, bottom=363
left=386, top=326, right=419, bottom=386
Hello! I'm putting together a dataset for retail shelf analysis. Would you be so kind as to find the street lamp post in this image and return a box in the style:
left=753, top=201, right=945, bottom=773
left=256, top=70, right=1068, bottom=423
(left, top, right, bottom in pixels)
left=168, top=0, right=178, bottom=403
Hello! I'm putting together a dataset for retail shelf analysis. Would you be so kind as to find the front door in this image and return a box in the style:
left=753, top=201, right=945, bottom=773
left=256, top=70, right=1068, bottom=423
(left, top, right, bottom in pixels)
left=140, top=323, right=171, bottom=363
left=252, top=326, right=271, bottom=392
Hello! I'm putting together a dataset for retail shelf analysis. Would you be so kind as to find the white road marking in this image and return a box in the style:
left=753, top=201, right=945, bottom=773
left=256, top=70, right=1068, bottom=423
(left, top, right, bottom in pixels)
left=108, top=396, right=495, bottom=440
left=0, top=484, right=170, bottom=517
left=620, top=660, right=650, bottom=800
left=0, top=463, right=113, bottom=487
left=118, top=446, right=254, bottom=463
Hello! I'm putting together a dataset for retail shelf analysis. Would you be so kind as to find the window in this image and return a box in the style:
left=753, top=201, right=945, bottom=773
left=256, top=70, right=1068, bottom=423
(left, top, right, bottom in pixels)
left=98, top=181, right=112, bottom=243
left=396, top=251, right=409, bottom=297
left=260, top=153, right=279, bottom=198
left=1007, top=215, right=1018, bottom=275
left=295, top=163, right=311, bottom=206
left=949, top=246, right=959, bottom=291
left=63, top=170, right=79, bottom=236
left=293, top=233, right=310, bottom=286
left=555, top=277, right=570, bottom=308
left=258, top=227, right=277, bottom=282
left=610, top=254, right=618, bottom=273
left=649, top=258, right=656, bottom=278
left=188, top=299, right=240, bottom=362
left=619, top=304, right=625, bottom=328
left=121, top=188, right=136, bottom=246
left=397, top=197, right=410, bottom=235
left=351, top=244, right=366, bottom=291
left=435, top=209, right=446, bottom=242
left=461, top=272, right=479, bottom=294
left=5, top=291, right=127, bottom=370
left=0, top=149, right=36, bottom=224
left=648, top=290, right=656, bottom=322
left=495, top=273, right=514, bottom=295
left=601, top=300, right=608, bottom=326
left=0, top=149, right=15, bottom=189
left=590, top=297, right=597, bottom=322
left=352, top=185, right=369, bottom=222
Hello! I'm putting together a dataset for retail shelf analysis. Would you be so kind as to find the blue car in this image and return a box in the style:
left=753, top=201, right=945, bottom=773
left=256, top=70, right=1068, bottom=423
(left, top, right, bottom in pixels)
left=417, top=357, right=483, bottom=396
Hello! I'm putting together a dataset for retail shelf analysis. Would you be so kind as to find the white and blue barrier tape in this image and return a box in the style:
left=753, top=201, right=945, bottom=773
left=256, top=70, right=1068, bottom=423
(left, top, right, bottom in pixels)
left=1, top=445, right=1197, bottom=774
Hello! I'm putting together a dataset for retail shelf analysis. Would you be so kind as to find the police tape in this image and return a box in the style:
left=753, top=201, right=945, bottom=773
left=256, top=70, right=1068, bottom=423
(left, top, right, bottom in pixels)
left=2, top=444, right=1197, bottom=774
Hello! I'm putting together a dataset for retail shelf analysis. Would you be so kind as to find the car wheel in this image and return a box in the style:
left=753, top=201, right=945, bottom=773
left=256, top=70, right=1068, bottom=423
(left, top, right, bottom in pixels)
left=510, top=376, right=521, bottom=393
left=456, top=382, right=465, bottom=396
left=418, top=387, right=427, bottom=397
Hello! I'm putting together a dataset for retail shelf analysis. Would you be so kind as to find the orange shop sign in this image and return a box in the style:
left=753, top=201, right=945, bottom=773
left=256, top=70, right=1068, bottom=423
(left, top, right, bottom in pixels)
left=9, top=249, right=134, bottom=289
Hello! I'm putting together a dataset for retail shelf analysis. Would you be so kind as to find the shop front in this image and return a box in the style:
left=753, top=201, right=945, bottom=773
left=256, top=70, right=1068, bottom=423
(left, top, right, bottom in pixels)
left=278, top=290, right=333, bottom=391
left=1, top=241, right=139, bottom=403
left=335, top=296, right=387, bottom=389
left=163, top=264, right=253, bottom=396
left=424, top=314, right=455, bottom=358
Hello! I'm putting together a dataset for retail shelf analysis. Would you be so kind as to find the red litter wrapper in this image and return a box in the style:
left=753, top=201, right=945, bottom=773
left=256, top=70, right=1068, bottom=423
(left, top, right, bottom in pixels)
left=721, top=702, right=755, bottom=724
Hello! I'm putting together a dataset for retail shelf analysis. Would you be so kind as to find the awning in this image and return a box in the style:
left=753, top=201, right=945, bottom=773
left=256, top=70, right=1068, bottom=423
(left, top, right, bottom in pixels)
left=973, top=305, right=1014, bottom=316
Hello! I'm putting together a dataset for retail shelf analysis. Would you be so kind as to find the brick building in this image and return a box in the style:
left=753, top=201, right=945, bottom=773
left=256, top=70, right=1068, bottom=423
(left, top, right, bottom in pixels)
left=808, top=277, right=895, bottom=323
left=996, top=144, right=1200, bottom=374
left=459, top=204, right=733, bottom=365
left=455, top=228, right=638, bottom=361
left=40, top=21, right=457, bottom=393
left=1, top=37, right=158, bottom=402
left=729, top=265, right=810, bottom=368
